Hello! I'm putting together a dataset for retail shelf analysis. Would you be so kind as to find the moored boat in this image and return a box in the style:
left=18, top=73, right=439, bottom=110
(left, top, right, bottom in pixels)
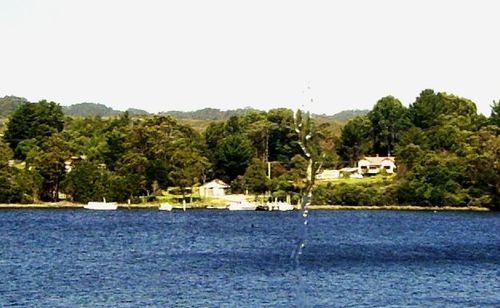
left=228, top=200, right=257, bottom=211
left=267, top=201, right=294, bottom=211
left=277, top=202, right=294, bottom=211
left=84, top=202, right=118, bottom=210
left=159, top=203, right=173, bottom=211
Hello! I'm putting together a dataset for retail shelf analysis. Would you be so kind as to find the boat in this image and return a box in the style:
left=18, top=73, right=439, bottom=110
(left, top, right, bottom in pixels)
left=277, top=201, right=294, bottom=211
left=206, top=205, right=225, bottom=209
left=228, top=200, right=257, bottom=211
left=266, top=201, right=294, bottom=211
left=84, top=201, right=118, bottom=210
left=255, top=204, right=270, bottom=211
left=159, top=203, right=173, bottom=211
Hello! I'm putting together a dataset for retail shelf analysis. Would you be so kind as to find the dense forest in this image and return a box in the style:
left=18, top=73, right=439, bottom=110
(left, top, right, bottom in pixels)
left=0, top=90, right=498, bottom=210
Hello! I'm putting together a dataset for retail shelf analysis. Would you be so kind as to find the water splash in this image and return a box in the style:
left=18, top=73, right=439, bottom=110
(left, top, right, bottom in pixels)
left=291, top=106, right=318, bottom=306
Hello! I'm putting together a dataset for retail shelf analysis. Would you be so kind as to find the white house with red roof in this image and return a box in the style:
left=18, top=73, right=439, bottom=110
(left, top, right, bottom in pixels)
left=358, top=156, right=396, bottom=174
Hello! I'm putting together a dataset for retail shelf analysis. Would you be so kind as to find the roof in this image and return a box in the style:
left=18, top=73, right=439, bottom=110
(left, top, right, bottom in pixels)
left=360, top=156, right=395, bottom=165
left=200, top=179, right=230, bottom=189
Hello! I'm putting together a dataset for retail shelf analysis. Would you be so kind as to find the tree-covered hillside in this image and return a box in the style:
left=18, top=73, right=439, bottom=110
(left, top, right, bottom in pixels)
left=0, top=96, right=28, bottom=118
left=0, top=99, right=151, bottom=118
left=165, top=107, right=367, bottom=122
left=62, top=103, right=121, bottom=117
left=1, top=91, right=498, bottom=210
left=164, top=107, right=258, bottom=120
left=333, top=90, right=499, bottom=209
left=62, top=103, right=150, bottom=117
left=327, top=109, right=370, bottom=121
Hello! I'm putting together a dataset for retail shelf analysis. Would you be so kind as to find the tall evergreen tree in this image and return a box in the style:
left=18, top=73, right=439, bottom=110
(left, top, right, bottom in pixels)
left=368, top=96, right=406, bottom=156
left=4, top=100, right=64, bottom=159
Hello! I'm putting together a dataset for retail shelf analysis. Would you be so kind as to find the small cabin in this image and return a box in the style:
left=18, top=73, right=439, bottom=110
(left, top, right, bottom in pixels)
left=199, top=179, right=230, bottom=197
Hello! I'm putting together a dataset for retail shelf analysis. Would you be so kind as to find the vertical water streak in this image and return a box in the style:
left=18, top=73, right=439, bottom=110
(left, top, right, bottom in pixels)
left=292, top=106, right=317, bottom=306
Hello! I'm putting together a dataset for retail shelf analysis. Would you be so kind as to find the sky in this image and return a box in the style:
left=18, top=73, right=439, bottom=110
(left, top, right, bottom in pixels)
left=0, top=0, right=498, bottom=115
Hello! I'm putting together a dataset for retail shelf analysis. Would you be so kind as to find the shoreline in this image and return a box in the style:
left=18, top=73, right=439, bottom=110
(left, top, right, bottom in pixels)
left=308, top=205, right=491, bottom=212
left=0, top=202, right=491, bottom=212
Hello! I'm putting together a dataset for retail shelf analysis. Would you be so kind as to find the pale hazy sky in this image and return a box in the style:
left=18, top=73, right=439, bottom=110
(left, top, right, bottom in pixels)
left=0, top=0, right=498, bottom=115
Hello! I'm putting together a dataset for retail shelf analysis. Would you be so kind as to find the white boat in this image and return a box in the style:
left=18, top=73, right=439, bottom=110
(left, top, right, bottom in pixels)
left=159, top=203, right=173, bottom=211
left=277, top=202, right=294, bottom=211
left=84, top=202, right=117, bottom=210
left=228, top=200, right=257, bottom=211
left=267, top=201, right=294, bottom=211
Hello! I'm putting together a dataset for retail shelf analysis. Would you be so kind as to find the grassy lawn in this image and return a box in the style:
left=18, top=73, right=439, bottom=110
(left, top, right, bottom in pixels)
left=316, top=174, right=395, bottom=186
left=153, top=189, right=230, bottom=208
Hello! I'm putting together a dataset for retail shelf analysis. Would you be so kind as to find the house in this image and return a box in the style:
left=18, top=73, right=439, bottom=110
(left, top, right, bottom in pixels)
left=199, top=179, right=230, bottom=197
left=358, top=156, right=396, bottom=175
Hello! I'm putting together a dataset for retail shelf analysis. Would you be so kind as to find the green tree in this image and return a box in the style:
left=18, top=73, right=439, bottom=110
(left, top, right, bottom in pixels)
left=0, top=140, right=13, bottom=169
left=61, top=160, right=109, bottom=203
left=427, top=123, right=468, bottom=152
left=102, top=129, right=127, bottom=170
left=0, top=141, right=16, bottom=202
left=316, top=122, right=341, bottom=169
left=396, top=153, right=467, bottom=206
left=169, top=146, right=210, bottom=201
left=337, top=116, right=372, bottom=165
left=267, top=156, right=307, bottom=202
left=409, top=89, right=477, bottom=130
left=267, top=108, right=299, bottom=163
left=204, top=122, right=226, bottom=151
left=490, top=100, right=500, bottom=127
left=462, top=127, right=500, bottom=209
left=397, top=126, right=428, bottom=149
left=29, top=133, right=71, bottom=201
left=243, top=158, right=271, bottom=195
left=0, top=141, right=41, bottom=203
left=241, top=111, right=276, bottom=163
left=114, top=151, right=149, bottom=198
left=215, top=134, right=255, bottom=182
left=4, top=100, right=64, bottom=159
left=368, top=96, right=406, bottom=156
left=395, top=144, right=424, bottom=176
left=224, top=115, right=241, bottom=134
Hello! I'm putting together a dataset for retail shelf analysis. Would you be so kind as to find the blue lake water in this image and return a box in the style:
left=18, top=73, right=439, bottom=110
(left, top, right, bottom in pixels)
left=0, top=209, right=498, bottom=307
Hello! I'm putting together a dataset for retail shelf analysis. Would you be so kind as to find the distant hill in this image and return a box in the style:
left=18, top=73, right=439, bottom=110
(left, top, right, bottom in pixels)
left=126, top=108, right=150, bottom=116
left=0, top=99, right=150, bottom=118
left=62, top=103, right=150, bottom=117
left=321, top=109, right=370, bottom=122
left=165, top=108, right=368, bottom=123
left=63, top=103, right=120, bottom=117
left=166, top=107, right=364, bottom=133
left=1, top=96, right=367, bottom=125
left=0, top=96, right=28, bottom=118
left=163, top=107, right=258, bottom=121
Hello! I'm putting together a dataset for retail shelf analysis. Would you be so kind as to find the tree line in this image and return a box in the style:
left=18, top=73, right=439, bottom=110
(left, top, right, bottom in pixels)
left=0, top=89, right=499, bottom=209
left=334, top=90, right=499, bottom=209
left=0, top=101, right=337, bottom=204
